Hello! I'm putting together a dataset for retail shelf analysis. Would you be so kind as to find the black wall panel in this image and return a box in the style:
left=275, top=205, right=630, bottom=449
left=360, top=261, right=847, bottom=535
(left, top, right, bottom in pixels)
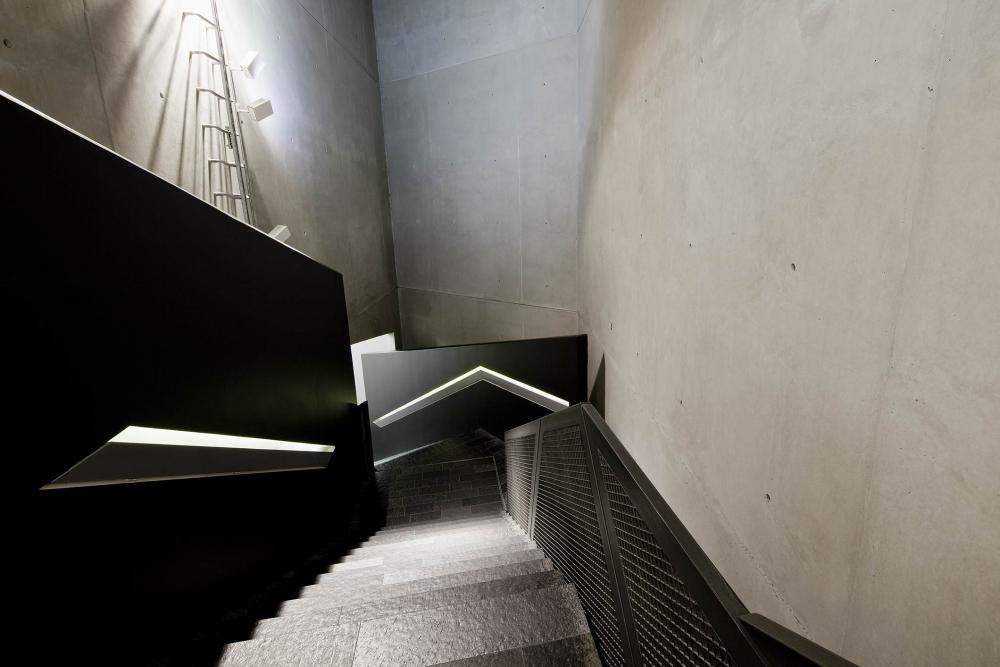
left=0, top=93, right=370, bottom=664
left=0, top=92, right=358, bottom=493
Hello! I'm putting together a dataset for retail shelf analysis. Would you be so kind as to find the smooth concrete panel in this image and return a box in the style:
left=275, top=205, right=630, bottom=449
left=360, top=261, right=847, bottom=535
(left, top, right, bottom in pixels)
left=519, top=35, right=578, bottom=309
left=379, top=17, right=579, bottom=343
left=300, top=0, right=378, bottom=77
left=398, top=288, right=577, bottom=349
left=843, top=2, right=1000, bottom=665
left=0, top=0, right=113, bottom=146
left=373, top=0, right=576, bottom=82
left=350, top=290, right=400, bottom=344
left=1, top=0, right=396, bottom=343
left=219, top=0, right=397, bottom=334
left=576, top=0, right=997, bottom=663
left=84, top=0, right=209, bottom=196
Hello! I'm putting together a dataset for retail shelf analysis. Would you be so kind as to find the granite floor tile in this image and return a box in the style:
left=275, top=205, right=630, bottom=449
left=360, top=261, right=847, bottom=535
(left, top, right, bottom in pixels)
left=281, top=559, right=554, bottom=616
left=255, top=570, right=566, bottom=640
left=218, top=621, right=359, bottom=667
left=352, top=584, right=589, bottom=666
left=381, top=548, right=545, bottom=585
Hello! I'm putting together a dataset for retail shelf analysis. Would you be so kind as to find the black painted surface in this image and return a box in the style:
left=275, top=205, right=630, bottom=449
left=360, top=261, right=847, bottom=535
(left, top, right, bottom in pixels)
left=29, top=453, right=380, bottom=666
left=1, top=93, right=371, bottom=664
left=362, top=335, right=587, bottom=461
left=0, top=92, right=357, bottom=494
left=49, top=441, right=332, bottom=487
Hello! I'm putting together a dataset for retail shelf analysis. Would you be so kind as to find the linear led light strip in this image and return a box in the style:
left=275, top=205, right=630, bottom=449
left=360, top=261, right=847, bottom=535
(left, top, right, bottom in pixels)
left=110, top=426, right=335, bottom=453
left=373, top=366, right=569, bottom=428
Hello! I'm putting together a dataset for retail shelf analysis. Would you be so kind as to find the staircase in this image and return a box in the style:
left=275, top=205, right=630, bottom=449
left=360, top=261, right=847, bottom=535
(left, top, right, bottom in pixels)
left=219, top=435, right=601, bottom=666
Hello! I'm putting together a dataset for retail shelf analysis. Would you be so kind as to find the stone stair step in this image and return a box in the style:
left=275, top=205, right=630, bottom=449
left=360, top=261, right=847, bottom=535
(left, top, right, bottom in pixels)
left=390, top=500, right=504, bottom=527
left=303, top=548, right=546, bottom=597
left=351, top=584, right=590, bottom=666
left=324, top=541, right=538, bottom=582
left=363, top=513, right=510, bottom=542
left=279, top=558, right=554, bottom=617
left=432, top=634, right=602, bottom=666
left=218, top=620, right=358, bottom=667
left=356, top=523, right=520, bottom=554
left=253, top=570, right=565, bottom=640
left=340, top=534, right=529, bottom=564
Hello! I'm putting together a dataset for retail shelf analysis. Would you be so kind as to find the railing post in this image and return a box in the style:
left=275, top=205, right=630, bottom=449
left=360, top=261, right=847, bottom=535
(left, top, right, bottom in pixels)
left=526, top=418, right=542, bottom=539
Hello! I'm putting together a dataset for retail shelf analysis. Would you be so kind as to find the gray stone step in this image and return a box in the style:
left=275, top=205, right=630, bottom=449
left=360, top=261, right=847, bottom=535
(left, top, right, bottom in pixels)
left=303, top=548, right=546, bottom=597
left=279, top=558, right=554, bottom=617
left=349, top=530, right=524, bottom=563
left=219, top=620, right=358, bottom=667
left=386, top=479, right=500, bottom=502
left=390, top=500, right=504, bottom=527
left=351, top=583, right=590, bottom=666
left=253, top=570, right=566, bottom=640
left=355, top=523, right=521, bottom=554
left=433, top=634, right=602, bottom=666
left=324, top=541, right=538, bottom=582
left=363, top=513, right=510, bottom=543
left=341, top=533, right=530, bottom=564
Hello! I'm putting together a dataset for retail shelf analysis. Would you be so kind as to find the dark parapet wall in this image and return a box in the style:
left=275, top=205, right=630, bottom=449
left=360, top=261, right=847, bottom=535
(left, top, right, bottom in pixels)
left=1, top=91, right=373, bottom=665
left=0, top=92, right=358, bottom=493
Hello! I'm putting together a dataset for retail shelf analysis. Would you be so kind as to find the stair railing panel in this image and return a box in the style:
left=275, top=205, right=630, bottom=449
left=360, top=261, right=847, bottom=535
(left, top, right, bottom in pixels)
left=504, top=420, right=540, bottom=536
left=507, top=404, right=772, bottom=666
left=529, top=408, right=634, bottom=666
left=507, top=403, right=859, bottom=666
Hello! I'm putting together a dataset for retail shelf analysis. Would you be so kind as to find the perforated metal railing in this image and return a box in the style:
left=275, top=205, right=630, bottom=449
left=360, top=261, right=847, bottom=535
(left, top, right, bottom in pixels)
left=600, top=453, right=733, bottom=666
left=505, top=404, right=858, bottom=667
left=533, top=424, right=627, bottom=666
left=504, top=431, right=537, bottom=533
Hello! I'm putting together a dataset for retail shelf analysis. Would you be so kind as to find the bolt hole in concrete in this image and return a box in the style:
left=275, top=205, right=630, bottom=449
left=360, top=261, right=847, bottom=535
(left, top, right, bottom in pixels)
left=791, top=263, right=796, bottom=271
left=3, top=38, right=12, bottom=48
left=765, top=493, right=771, bottom=502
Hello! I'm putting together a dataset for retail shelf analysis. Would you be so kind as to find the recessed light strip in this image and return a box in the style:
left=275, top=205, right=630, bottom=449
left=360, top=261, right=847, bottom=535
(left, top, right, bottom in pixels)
left=373, top=366, right=569, bottom=428
left=373, top=367, right=483, bottom=424
left=110, top=426, right=335, bottom=453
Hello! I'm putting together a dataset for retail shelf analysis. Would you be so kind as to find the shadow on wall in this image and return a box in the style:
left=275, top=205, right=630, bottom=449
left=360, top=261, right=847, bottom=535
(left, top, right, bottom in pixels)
left=589, top=355, right=606, bottom=417
left=79, top=0, right=242, bottom=215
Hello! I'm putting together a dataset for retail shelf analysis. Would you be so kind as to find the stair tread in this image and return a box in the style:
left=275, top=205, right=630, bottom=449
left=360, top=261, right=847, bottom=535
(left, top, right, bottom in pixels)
left=304, top=548, right=546, bottom=597
left=433, top=634, right=602, bottom=666
left=342, top=534, right=529, bottom=563
left=280, top=559, right=553, bottom=616
left=363, top=513, right=511, bottom=542
left=355, top=525, right=522, bottom=554
left=324, top=541, right=538, bottom=582
left=254, top=570, right=565, bottom=639
left=219, top=620, right=358, bottom=667
left=358, top=525, right=521, bottom=552
left=351, top=583, right=590, bottom=666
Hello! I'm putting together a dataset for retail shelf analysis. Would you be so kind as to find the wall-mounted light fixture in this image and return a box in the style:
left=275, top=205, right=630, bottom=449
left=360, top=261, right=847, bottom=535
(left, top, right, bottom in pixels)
left=234, top=51, right=263, bottom=79
left=268, top=225, right=291, bottom=243
left=238, top=97, right=274, bottom=122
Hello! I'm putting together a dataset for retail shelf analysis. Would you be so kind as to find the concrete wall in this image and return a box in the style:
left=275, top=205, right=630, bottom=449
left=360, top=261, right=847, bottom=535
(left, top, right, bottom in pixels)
left=0, top=0, right=397, bottom=342
left=578, top=1, right=1000, bottom=665
left=374, top=0, right=582, bottom=348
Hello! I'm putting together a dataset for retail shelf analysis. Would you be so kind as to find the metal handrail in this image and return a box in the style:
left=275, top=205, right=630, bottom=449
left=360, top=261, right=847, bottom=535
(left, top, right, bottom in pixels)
left=506, top=403, right=858, bottom=667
